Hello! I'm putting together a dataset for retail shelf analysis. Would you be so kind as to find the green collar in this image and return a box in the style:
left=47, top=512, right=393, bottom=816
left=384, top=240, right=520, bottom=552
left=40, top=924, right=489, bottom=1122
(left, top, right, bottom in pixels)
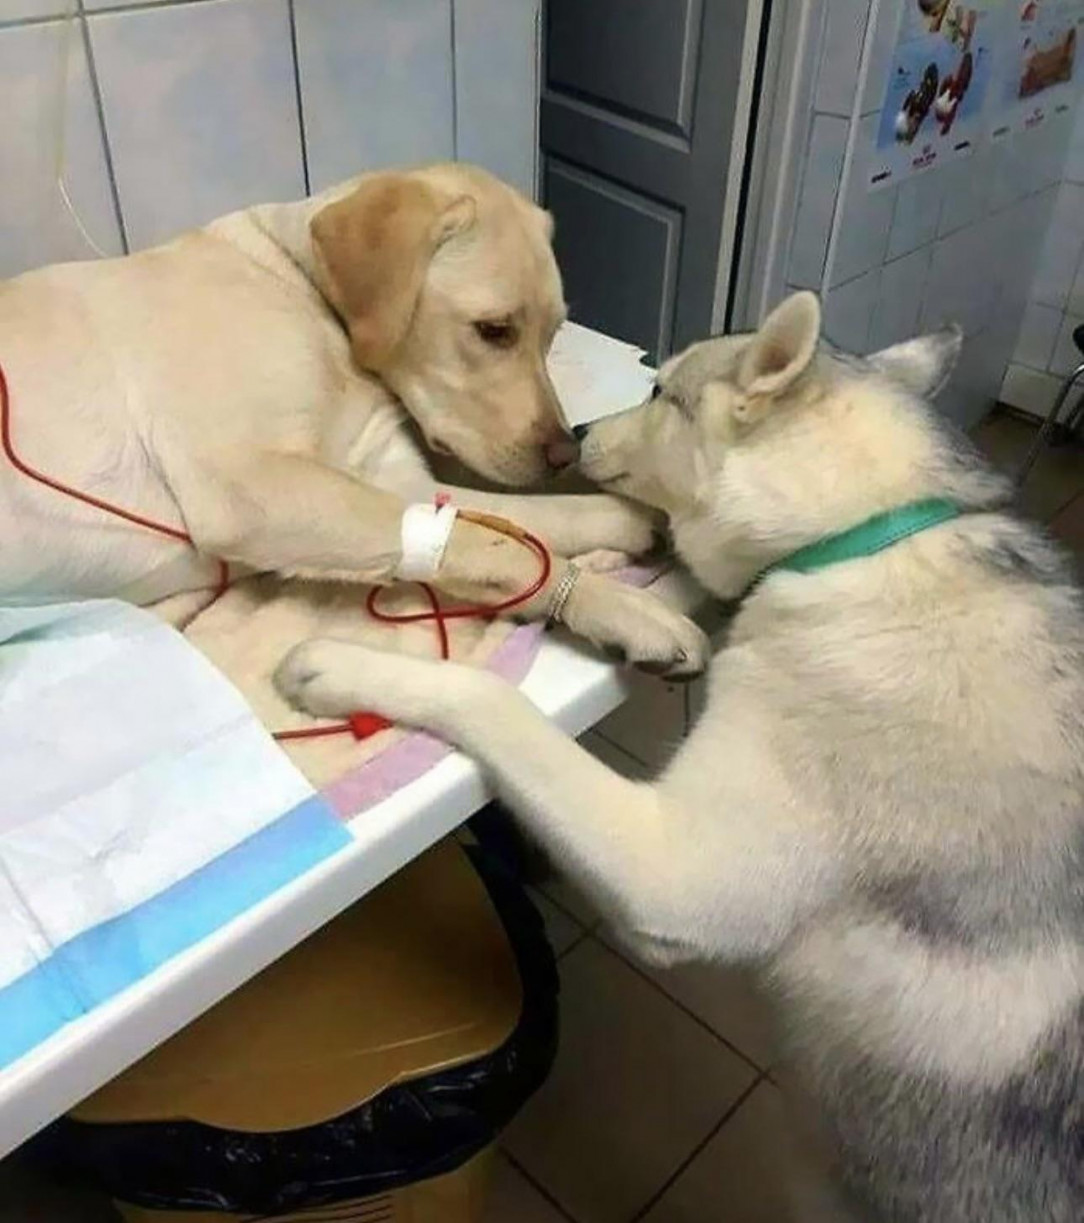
left=758, top=498, right=961, bottom=584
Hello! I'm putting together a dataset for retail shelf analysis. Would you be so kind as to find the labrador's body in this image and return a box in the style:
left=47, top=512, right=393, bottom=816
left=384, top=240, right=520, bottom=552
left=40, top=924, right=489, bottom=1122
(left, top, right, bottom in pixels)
left=277, top=294, right=1084, bottom=1221
left=0, top=163, right=704, bottom=675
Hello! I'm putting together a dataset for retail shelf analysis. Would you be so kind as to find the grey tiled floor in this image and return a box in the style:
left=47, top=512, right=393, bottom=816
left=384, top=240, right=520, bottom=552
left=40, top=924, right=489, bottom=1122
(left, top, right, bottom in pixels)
left=490, top=877, right=780, bottom=1223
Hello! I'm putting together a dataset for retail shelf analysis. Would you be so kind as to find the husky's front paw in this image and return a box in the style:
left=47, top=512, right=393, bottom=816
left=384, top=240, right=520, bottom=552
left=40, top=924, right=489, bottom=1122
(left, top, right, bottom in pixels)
left=563, top=573, right=709, bottom=680
left=571, top=548, right=635, bottom=573
left=275, top=639, right=485, bottom=732
left=274, top=639, right=396, bottom=719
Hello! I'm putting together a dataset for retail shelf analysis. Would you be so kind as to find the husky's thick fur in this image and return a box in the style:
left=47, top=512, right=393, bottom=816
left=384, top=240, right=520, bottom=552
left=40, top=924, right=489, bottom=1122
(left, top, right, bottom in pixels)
left=275, top=293, right=1084, bottom=1221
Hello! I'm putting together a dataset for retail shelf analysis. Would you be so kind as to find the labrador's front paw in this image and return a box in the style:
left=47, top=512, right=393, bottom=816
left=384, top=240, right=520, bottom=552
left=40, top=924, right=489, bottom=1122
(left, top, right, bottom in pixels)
left=578, top=495, right=662, bottom=558
left=562, top=573, right=709, bottom=680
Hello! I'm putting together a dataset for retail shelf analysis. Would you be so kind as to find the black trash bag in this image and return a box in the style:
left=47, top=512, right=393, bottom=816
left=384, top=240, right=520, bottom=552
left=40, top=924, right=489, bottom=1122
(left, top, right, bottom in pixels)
left=468, top=800, right=555, bottom=887
left=38, top=838, right=559, bottom=1217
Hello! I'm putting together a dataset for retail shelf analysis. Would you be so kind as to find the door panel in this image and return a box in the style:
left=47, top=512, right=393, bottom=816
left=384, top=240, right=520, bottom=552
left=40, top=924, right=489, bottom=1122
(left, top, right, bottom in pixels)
left=546, top=158, right=681, bottom=359
left=541, top=0, right=753, bottom=361
left=546, top=0, right=701, bottom=137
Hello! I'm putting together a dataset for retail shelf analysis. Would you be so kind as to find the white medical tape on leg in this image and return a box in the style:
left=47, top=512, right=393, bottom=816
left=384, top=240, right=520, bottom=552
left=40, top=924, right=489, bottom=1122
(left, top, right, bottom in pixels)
left=395, top=502, right=459, bottom=581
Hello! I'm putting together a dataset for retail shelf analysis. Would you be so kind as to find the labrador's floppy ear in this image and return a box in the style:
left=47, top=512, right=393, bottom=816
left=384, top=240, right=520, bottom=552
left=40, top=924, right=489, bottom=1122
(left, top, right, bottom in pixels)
left=866, top=325, right=963, bottom=399
left=311, top=173, right=475, bottom=371
left=735, top=291, right=821, bottom=420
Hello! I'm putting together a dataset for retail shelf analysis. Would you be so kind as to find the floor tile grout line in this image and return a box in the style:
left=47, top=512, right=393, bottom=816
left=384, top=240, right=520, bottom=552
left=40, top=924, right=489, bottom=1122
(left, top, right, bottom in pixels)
left=627, top=1072, right=769, bottom=1223
left=585, top=729, right=654, bottom=775
left=556, top=928, right=592, bottom=961
left=535, top=879, right=602, bottom=932
left=502, top=1150, right=582, bottom=1223
left=1047, top=483, right=1084, bottom=527
left=589, top=933, right=768, bottom=1075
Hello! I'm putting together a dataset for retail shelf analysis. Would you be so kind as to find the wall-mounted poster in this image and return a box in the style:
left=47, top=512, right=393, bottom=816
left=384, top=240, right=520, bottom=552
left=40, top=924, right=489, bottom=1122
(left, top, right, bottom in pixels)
left=869, top=1, right=1004, bottom=190
left=990, top=1, right=1083, bottom=139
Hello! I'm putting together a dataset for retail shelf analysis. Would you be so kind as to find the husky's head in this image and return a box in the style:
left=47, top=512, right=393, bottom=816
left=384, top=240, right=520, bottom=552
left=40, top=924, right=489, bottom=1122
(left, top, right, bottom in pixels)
left=578, top=292, right=1008, bottom=599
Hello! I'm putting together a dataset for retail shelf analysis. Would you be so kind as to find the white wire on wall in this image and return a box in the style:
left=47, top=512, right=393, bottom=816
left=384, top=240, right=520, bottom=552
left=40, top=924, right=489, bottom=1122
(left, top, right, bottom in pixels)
left=53, top=0, right=109, bottom=258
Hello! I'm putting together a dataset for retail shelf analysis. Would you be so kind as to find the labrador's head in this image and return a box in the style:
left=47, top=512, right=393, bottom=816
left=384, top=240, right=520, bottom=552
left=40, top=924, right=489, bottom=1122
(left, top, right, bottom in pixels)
left=310, top=164, right=570, bottom=486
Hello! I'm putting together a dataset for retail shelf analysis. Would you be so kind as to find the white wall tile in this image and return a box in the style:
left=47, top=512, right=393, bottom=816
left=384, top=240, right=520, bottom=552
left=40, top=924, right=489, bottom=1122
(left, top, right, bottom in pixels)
left=988, top=184, right=1055, bottom=308
left=1033, top=109, right=1077, bottom=190
left=1000, top=361, right=1063, bottom=418
left=1031, top=182, right=1084, bottom=310
left=886, top=171, right=943, bottom=260
left=921, top=221, right=997, bottom=337
left=937, top=143, right=996, bottom=237
left=0, top=0, right=64, bottom=21
left=991, top=115, right=1073, bottom=214
left=1070, top=255, right=1084, bottom=317
left=998, top=113, right=1071, bottom=214
left=995, top=127, right=1063, bottom=215
left=826, top=113, right=895, bottom=287
left=980, top=192, right=1054, bottom=389
left=89, top=0, right=305, bottom=249
left=84, top=0, right=173, bottom=9
left=454, top=0, right=538, bottom=197
left=988, top=287, right=1027, bottom=366
left=858, top=0, right=900, bottom=116
left=814, top=0, right=868, bottom=117
left=1066, top=102, right=1084, bottom=185
left=869, top=244, right=932, bottom=352
left=1013, top=301, right=1062, bottom=370
left=0, top=18, right=122, bottom=278
left=986, top=277, right=1029, bottom=374
left=1050, top=312, right=1084, bottom=377
left=295, top=0, right=454, bottom=192
left=823, top=266, right=880, bottom=354
left=939, top=327, right=1006, bottom=430
left=990, top=131, right=1034, bottom=213
left=973, top=324, right=1017, bottom=404
left=787, top=113, right=849, bottom=289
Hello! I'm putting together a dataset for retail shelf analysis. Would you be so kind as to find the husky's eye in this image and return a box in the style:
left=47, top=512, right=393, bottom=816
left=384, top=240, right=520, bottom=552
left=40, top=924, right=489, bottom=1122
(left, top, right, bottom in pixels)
left=474, top=319, right=518, bottom=348
left=650, top=384, right=662, bottom=400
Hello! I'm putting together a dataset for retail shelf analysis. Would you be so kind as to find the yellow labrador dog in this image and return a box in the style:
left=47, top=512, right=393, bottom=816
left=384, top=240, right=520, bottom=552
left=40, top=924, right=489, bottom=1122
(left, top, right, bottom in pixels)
left=0, top=162, right=704, bottom=675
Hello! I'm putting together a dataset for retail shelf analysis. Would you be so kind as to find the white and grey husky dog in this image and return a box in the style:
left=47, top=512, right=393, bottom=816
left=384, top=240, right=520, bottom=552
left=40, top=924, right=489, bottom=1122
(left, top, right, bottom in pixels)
left=276, top=292, right=1084, bottom=1221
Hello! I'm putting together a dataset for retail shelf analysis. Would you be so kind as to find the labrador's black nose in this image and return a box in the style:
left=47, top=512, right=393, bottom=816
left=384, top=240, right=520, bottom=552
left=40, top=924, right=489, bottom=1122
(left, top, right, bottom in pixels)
left=572, top=423, right=590, bottom=441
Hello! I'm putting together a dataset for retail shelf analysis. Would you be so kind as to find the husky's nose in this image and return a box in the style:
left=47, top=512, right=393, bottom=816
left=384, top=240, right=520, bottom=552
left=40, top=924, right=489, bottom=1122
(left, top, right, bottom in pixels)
left=572, top=424, right=590, bottom=441
left=545, top=436, right=580, bottom=470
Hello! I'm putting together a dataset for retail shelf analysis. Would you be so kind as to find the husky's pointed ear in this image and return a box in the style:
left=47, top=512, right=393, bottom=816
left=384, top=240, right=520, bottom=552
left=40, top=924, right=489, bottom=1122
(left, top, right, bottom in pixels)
left=736, top=292, right=821, bottom=419
left=868, top=326, right=962, bottom=398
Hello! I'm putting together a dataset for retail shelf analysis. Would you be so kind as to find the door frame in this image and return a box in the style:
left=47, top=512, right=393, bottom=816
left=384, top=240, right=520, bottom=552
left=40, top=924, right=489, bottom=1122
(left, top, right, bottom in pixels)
left=708, top=0, right=771, bottom=333
left=730, top=0, right=829, bottom=330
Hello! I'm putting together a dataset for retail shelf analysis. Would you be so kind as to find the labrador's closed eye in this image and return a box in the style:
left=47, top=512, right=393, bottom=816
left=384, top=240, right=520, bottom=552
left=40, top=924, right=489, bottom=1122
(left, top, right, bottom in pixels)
left=474, top=319, right=518, bottom=348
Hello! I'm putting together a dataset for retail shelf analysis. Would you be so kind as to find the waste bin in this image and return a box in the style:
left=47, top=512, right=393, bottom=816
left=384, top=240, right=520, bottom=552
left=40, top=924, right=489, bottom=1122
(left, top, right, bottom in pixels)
left=43, top=833, right=559, bottom=1222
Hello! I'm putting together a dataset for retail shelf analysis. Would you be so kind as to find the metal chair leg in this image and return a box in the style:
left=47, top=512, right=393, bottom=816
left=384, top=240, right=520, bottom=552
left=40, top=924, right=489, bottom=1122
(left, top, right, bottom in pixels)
left=1015, top=361, right=1084, bottom=487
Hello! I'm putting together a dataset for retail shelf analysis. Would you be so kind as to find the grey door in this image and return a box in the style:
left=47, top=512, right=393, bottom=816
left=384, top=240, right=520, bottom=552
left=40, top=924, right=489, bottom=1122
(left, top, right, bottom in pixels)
left=541, top=0, right=755, bottom=362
